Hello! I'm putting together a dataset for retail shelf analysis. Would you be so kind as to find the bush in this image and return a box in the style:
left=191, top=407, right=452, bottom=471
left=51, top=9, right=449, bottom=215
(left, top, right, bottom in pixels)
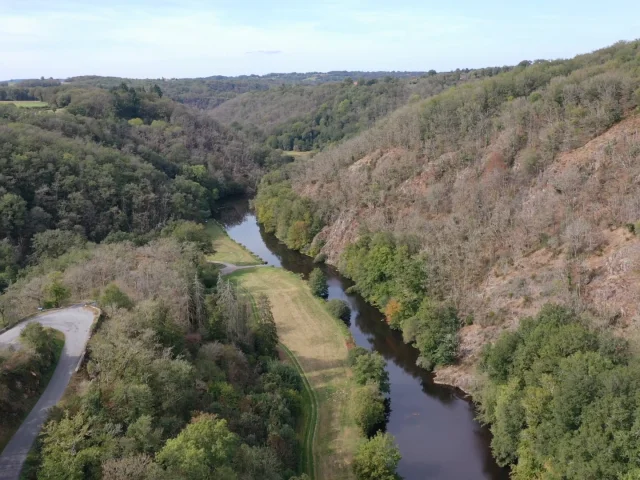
left=353, top=384, right=386, bottom=436
left=313, top=253, right=327, bottom=264
left=326, top=299, right=351, bottom=322
left=353, top=432, right=401, bottom=480
left=308, top=268, right=328, bottom=298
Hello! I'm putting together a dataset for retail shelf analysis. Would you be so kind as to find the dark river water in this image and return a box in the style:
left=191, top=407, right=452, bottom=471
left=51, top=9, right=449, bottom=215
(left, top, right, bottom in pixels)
left=215, top=199, right=508, bottom=480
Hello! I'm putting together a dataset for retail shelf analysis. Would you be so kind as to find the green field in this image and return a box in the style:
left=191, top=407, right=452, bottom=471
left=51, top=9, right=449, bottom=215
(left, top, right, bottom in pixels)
left=0, top=101, right=49, bottom=108
left=229, top=267, right=359, bottom=480
left=204, top=221, right=262, bottom=266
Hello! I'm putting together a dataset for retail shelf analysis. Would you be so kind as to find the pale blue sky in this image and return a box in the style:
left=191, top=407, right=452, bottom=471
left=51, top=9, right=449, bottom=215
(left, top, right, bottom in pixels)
left=1, top=0, right=639, bottom=79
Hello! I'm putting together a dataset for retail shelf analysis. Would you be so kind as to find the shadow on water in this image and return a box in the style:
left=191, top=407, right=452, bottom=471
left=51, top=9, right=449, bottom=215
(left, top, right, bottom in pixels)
left=215, top=198, right=509, bottom=480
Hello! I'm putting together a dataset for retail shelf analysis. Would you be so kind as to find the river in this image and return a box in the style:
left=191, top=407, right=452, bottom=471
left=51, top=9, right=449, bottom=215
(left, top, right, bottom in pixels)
left=215, top=199, right=508, bottom=480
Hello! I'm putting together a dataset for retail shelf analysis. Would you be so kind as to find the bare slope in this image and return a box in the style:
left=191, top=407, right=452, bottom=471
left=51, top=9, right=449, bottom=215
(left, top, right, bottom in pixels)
left=286, top=40, right=640, bottom=389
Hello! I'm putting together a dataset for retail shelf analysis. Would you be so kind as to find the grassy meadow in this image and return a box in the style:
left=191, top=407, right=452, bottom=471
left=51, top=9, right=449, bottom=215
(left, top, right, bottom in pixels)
left=229, top=267, right=359, bottom=480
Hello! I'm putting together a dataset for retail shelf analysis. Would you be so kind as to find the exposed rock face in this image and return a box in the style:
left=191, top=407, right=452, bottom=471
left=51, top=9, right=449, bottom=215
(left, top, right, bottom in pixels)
left=294, top=116, right=640, bottom=390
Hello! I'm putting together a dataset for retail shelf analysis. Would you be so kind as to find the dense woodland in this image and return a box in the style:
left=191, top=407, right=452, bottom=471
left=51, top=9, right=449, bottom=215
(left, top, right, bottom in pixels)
left=0, top=83, right=268, bottom=292
left=2, top=227, right=307, bottom=479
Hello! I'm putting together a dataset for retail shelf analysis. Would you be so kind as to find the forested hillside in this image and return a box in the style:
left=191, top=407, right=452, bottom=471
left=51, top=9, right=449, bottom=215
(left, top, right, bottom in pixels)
left=255, top=39, right=640, bottom=384
left=253, top=38, right=640, bottom=478
left=0, top=83, right=264, bottom=291
left=1, top=228, right=307, bottom=479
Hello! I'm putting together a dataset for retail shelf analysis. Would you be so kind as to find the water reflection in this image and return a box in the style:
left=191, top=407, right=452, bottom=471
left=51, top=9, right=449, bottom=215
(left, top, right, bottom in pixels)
left=215, top=199, right=508, bottom=480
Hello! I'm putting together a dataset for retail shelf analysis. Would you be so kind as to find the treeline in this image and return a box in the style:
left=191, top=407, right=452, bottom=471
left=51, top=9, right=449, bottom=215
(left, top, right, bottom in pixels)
left=6, top=229, right=308, bottom=479
left=478, top=304, right=639, bottom=479
left=341, top=234, right=460, bottom=370
left=255, top=178, right=461, bottom=371
left=0, top=82, right=261, bottom=291
left=65, top=71, right=435, bottom=110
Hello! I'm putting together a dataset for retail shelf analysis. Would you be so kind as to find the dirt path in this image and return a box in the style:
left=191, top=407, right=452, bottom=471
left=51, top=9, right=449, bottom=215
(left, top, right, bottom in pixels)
left=0, top=307, right=96, bottom=480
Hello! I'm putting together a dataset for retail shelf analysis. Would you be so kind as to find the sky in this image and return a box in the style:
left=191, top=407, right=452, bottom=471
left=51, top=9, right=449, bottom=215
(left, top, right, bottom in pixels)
left=1, top=0, right=639, bottom=79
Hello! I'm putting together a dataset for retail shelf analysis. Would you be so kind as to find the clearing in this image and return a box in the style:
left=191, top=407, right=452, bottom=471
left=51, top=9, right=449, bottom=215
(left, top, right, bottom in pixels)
left=0, top=101, right=48, bottom=109
left=229, top=267, right=359, bottom=480
left=204, top=221, right=262, bottom=266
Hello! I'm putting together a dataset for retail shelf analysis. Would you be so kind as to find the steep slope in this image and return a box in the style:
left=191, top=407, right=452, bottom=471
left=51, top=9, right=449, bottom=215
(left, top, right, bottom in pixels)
left=265, top=40, right=640, bottom=389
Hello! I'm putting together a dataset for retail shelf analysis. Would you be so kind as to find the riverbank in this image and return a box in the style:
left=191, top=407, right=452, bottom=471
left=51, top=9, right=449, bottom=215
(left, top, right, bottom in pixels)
left=204, top=220, right=263, bottom=266
left=229, top=267, right=360, bottom=480
left=213, top=199, right=508, bottom=480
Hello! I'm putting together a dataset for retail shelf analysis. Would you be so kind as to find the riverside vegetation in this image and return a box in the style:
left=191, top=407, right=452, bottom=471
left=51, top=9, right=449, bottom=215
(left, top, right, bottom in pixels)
left=252, top=40, right=640, bottom=479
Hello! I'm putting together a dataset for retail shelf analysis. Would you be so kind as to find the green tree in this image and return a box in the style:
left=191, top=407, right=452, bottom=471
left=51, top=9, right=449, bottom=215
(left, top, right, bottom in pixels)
left=353, top=384, right=386, bottom=436
left=43, top=272, right=71, bottom=308
left=100, top=283, right=134, bottom=310
left=255, top=294, right=279, bottom=357
left=352, top=350, right=390, bottom=393
left=0, top=193, right=27, bottom=240
left=308, top=268, right=328, bottom=298
left=353, top=432, right=401, bottom=480
left=156, top=414, right=238, bottom=480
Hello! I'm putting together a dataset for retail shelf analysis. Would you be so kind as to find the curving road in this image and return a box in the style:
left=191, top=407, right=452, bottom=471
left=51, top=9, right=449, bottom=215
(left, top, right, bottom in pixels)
left=0, top=306, right=96, bottom=480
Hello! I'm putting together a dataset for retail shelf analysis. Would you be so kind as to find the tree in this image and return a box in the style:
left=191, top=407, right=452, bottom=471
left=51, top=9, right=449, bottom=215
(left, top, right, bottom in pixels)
left=326, top=299, right=351, bottom=322
left=156, top=414, right=238, bottom=480
left=353, top=432, right=401, bottom=480
left=354, top=384, right=386, bottom=436
left=308, top=268, right=328, bottom=298
left=43, top=272, right=71, bottom=308
left=100, top=283, right=134, bottom=310
left=0, top=193, right=27, bottom=240
left=353, top=350, right=390, bottom=393
left=255, top=294, right=279, bottom=357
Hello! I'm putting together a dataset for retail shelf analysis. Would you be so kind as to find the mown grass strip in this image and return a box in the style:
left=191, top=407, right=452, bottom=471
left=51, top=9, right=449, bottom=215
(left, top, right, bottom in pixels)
left=232, top=278, right=318, bottom=479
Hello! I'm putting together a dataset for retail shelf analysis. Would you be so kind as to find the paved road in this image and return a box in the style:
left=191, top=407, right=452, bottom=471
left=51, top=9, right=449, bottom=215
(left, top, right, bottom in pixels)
left=0, top=307, right=96, bottom=480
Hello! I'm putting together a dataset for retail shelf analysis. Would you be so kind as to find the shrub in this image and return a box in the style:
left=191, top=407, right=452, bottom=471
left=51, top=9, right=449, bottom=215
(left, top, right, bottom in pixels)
left=308, top=268, right=328, bottom=298
left=313, top=252, right=327, bottom=264
left=326, top=299, right=351, bottom=322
